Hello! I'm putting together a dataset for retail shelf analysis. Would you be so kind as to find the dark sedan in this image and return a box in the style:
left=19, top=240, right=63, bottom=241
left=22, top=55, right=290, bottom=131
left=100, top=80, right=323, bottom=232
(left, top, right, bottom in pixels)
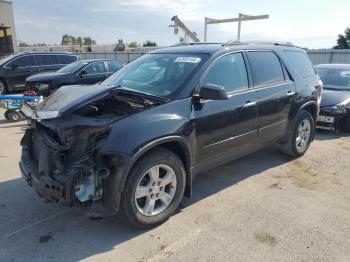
left=315, top=64, right=350, bottom=131
left=26, top=59, right=124, bottom=96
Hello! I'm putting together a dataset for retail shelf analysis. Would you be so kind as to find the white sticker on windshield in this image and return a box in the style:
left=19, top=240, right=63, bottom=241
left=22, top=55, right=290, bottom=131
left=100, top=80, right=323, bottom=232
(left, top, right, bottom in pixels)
left=174, top=57, right=201, bottom=63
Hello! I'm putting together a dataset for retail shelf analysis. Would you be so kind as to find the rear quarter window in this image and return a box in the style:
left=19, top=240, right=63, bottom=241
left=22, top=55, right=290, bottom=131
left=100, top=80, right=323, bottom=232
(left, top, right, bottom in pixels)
left=284, top=50, right=315, bottom=78
left=56, top=55, right=78, bottom=64
left=246, top=51, right=285, bottom=86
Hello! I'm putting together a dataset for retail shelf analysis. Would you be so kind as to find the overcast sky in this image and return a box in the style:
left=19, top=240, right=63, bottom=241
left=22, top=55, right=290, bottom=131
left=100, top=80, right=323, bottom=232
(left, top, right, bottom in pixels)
left=11, top=0, right=350, bottom=49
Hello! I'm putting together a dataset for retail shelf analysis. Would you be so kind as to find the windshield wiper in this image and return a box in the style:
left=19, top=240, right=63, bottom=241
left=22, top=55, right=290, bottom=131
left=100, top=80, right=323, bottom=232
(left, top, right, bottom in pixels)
left=113, top=85, right=169, bottom=103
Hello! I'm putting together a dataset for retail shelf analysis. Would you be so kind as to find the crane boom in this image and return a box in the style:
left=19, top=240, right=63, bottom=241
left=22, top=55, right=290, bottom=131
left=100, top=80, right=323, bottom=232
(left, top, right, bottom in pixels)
left=171, top=15, right=200, bottom=43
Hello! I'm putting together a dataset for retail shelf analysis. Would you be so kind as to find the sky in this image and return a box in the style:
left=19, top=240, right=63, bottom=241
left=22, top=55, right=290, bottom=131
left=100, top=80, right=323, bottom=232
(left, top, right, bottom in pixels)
left=10, top=0, right=350, bottom=49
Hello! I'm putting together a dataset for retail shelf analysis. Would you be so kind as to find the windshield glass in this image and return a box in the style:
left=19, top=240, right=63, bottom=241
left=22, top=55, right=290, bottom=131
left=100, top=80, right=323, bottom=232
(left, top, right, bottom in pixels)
left=316, top=68, right=350, bottom=90
left=101, top=53, right=207, bottom=97
left=57, top=61, right=87, bottom=74
left=0, top=54, right=16, bottom=65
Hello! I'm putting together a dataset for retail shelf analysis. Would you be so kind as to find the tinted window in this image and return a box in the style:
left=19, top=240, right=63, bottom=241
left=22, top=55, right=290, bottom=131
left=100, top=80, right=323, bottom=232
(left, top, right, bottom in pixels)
left=10, top=55, right=34, bottom=67
left=202, top=53, right=248, bottom=93
left=284, top=51, right=315, bottom=78
left=35, top=55, right=56, bottom=66
left=56, top=55, right=77, bottom=64
left=84, top=62, right=105, bottom=74
left=247, top=51, right=285, bottom=86
left=107, top=61, right=123, bottom=72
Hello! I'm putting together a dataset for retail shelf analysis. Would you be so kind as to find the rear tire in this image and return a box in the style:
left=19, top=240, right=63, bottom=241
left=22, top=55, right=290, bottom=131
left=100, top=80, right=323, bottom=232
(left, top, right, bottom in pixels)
left=118, top=148, right=186, bottom=228
left=280, top=110, right=314, bottom=157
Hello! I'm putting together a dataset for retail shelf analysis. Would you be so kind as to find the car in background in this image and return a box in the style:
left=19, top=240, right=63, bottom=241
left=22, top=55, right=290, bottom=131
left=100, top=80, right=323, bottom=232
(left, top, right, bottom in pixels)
left=315, top=64, right=350, bottom=131
left=0, top=52, right=78, bottom=94
left=26, top=59, right=124, bottom=96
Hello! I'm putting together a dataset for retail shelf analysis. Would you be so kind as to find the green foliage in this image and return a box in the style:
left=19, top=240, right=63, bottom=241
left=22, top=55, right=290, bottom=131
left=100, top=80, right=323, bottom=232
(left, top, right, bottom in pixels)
left=143, top=40, right=157, bottom=47
left=128, top=41, right=139, bottom=49
left=334, top=27, right=350, bottom=49
left=61, top=34, right=96, bottom=45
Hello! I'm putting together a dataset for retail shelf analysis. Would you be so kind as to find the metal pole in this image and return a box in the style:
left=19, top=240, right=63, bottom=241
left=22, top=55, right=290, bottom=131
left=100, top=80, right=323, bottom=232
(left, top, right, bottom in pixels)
left=237, top=13, right=242, bottom=41
left=204, top=17, right=208, bottom=42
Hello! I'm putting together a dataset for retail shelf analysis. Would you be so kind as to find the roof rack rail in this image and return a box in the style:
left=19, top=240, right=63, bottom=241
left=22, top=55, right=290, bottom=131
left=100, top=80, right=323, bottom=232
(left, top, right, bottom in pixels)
left=170, top=42, right=221, bottom=47
left=223, top=40, right=295, bottom=47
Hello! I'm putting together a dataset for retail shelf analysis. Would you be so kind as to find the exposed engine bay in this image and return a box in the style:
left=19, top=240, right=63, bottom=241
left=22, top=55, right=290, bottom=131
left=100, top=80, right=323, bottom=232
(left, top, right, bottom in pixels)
left=20, top=91, right=163, bottom=206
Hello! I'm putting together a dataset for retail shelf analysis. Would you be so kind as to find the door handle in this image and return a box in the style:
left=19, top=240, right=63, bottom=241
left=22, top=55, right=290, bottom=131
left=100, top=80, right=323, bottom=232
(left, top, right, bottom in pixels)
left=243, top=101, right=257, bottom=108
left=286, top=91, right=295, bottom=96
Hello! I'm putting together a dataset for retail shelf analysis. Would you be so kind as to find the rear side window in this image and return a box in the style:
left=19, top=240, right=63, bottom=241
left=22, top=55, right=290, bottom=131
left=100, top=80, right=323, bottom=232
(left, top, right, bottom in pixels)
left=202, top=52, right=249, bottom=93
left=9, top=55, right=34, bottom=67
left=247, top=51, right=285, bottom=86
left=107, top=61, right=123, bottom=72
left=284, top=51, right=315, bottom=78
left=35, top=55, right=56, bottom=66
left=56, top=55, right=77, bottom=64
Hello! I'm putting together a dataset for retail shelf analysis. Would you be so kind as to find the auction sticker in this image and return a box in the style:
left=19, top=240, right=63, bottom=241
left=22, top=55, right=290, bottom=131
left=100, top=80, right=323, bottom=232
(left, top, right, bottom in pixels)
left=174, top=57, right=201, bottom=63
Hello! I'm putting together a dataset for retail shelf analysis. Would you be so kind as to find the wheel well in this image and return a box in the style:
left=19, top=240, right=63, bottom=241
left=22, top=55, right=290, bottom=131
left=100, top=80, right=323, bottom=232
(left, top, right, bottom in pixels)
left=0, top=77, right=8, bottom=88
left=302, top=103, right=317, bottom=121
left=156, top=141, right=192, bottom=197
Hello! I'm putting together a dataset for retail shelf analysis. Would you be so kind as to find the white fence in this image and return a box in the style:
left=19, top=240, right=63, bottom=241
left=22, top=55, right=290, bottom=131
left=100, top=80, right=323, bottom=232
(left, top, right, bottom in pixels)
left=75, top=49, right=350, bottom=65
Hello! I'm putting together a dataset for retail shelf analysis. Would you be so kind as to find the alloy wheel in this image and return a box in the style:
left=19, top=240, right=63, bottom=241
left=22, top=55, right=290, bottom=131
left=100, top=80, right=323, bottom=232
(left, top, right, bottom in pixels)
left=296, top=119, right=311, bottom=153
left=135, top=164, right=177, bottom=216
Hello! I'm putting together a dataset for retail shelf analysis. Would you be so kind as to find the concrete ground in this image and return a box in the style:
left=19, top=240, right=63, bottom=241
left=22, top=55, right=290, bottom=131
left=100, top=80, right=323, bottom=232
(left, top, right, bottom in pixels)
left=0, top=107, right=350, bottom=262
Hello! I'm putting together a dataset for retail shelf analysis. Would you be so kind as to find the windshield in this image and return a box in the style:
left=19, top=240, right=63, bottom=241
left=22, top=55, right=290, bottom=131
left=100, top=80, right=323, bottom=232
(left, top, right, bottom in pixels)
left=57, top=61, right=87, bottom=74
left=316, top=68, right=350, bottom=90
left=101, top=53, right=207, bottom=97
left=0, top=54, right=16, bottom=65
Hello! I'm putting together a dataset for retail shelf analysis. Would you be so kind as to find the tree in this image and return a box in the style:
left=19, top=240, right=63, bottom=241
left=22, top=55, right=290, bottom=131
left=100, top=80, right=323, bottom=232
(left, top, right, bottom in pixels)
left=143, top=40, right=157, bottom=47
left=18, top=42, right=30, bottom=47
left=61, top=34, right=96, bottom=46
left=128, top=41, right=139, bottom=49
left=334, top=27, right=350, bottom=49
left=83, top=37, right=96, bottom=45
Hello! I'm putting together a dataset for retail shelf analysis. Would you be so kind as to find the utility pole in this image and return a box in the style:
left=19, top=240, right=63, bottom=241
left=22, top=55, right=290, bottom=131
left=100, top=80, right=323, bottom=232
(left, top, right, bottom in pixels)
left=204, top=13, right=269, bottom=42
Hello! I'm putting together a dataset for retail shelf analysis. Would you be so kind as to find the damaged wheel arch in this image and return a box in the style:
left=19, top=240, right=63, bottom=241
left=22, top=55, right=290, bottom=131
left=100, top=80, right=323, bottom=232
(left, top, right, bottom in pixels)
left=102, top=135, right=193, bottom=213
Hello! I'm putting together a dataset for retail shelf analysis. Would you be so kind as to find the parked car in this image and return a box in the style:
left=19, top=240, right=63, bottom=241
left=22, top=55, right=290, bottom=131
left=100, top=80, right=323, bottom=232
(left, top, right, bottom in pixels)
left=0, top=52, right=78, bottom=94
left=20, top=42, right=321, bottom=228
left=26, top=59, right=124, bottom=96
left=315, top=64, right=350, bottom=131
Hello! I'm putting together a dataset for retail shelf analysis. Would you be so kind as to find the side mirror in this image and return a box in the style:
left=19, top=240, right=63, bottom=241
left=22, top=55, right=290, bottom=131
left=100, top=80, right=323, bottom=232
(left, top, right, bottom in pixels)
left=198, top=83, right=228, bottom=101
left=11, top=64, right=18, bottom=70
left=80, top=70, right=88, bottom=76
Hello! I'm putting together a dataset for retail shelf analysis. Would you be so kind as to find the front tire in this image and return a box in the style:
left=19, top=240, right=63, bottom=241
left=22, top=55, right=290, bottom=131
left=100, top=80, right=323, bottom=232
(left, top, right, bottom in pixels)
left=281, top=110, right=314, bottom=157
left=118, top=148, right=186, bottom=228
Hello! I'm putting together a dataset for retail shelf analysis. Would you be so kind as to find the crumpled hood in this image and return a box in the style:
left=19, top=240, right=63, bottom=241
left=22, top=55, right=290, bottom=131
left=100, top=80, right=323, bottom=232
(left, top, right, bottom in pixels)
left=26, top=72, right=68, bottom=82
left=320, top=89, right=350, bottom=107
left=34, top=84, right=112, bottom=119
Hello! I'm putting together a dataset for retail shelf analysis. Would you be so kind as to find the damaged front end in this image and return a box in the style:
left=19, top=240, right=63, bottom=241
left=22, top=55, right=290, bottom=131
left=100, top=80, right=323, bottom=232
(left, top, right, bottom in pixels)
left=19, top=87, right=163, bottom=206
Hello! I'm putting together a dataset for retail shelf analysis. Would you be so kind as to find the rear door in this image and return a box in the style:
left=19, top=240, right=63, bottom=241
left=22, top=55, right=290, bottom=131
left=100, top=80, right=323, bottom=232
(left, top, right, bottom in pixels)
left=76, top=61, right=107, bottom=84
left=246, top=51, right=295, bottom=141
left=194, top=52, right=258, bottom=168
left=4, top=55, right=36, bottom=90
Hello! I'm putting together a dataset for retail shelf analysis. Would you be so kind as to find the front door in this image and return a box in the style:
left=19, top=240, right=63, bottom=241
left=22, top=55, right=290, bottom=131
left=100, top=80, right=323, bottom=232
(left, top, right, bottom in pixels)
left=77, top=61, right=107, bottom=85
left=194, top=52, right=258, bottom=169
left=5, top=55, right=36, bottom=90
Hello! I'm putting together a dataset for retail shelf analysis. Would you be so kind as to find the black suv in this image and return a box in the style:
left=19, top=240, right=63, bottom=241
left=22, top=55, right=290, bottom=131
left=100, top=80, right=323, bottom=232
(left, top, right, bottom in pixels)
left=26, top=59, right=124, bottom=96
left=20, top=42, right=321, bottom=228
left=0, top=52, right=78, bottom=93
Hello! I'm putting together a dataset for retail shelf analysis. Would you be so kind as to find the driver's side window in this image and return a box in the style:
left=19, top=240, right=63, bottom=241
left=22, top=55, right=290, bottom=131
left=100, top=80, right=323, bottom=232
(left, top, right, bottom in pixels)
left=202, top=53, right=248, bottom=93
left=84, top=62, right=105, bottom=74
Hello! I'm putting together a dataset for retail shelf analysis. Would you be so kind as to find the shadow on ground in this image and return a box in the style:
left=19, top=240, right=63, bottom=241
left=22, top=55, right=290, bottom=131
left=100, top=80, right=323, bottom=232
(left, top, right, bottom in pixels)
left=0, top=144, right=297, bottom=262
left=314, top=129, right=350, bottom=141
